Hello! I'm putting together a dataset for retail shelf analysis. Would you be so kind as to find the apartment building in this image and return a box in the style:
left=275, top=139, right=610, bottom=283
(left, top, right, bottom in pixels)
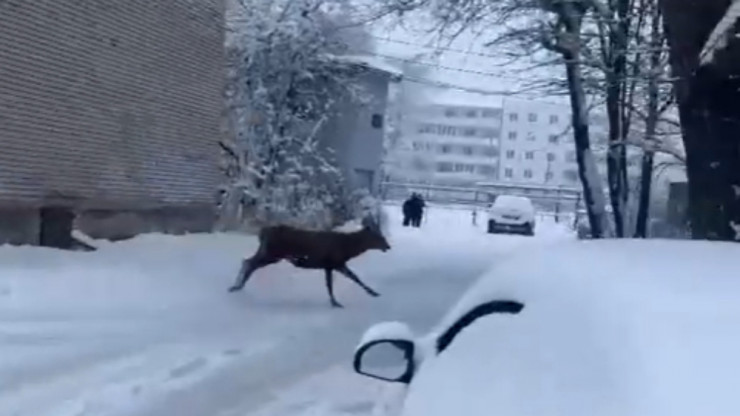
left=499, top=98, right=641, bottom=188
left=393, top=103, right=502, bottom=186
left=388, top=96, right=642, bottom=191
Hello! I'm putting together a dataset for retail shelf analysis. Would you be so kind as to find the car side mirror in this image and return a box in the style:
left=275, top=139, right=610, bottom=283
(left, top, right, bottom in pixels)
left=353, top=322, right=416, bottom=384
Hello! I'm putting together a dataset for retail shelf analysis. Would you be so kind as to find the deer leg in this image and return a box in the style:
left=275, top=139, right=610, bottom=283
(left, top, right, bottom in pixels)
left=228, top=254, right=276, bottom=292
left=337, top=265, right=380, bottom=297
left=325, top=268, right=343, bottom=308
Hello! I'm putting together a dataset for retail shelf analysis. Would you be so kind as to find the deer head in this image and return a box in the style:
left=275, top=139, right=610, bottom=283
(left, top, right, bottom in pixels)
left=361, top=215, right=391, bottom=252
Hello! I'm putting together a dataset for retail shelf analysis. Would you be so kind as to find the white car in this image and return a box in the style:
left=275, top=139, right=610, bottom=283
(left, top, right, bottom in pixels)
left=486, top=195, right=536, bottom=235
left=352, top=240, right=740, bottom=416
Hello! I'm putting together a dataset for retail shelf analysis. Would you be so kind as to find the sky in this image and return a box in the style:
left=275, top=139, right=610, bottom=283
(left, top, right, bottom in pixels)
left=361, top=7, right=572, bottom=108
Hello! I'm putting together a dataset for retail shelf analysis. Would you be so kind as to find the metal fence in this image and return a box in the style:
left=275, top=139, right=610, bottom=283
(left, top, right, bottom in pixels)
left=379, top=181, right=583, bottom=218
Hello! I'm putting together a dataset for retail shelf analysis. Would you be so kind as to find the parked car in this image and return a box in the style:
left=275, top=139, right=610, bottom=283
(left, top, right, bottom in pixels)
left=352, top=240, right=740, bottom=416
left=486, top=195, right=536, bottom=235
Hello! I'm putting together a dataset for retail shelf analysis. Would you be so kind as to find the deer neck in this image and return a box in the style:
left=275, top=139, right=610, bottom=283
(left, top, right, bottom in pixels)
left=344, top=230, right=373, bottom=258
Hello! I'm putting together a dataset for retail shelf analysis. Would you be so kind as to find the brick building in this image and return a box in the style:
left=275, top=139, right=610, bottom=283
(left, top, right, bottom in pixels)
left=0, top=1, right=225, bottom=245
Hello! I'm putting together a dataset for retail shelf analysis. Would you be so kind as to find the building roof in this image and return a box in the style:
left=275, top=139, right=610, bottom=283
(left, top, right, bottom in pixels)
left=428, top=90, right=504, bottom=109
left=329, top=54, right=404, bottom=79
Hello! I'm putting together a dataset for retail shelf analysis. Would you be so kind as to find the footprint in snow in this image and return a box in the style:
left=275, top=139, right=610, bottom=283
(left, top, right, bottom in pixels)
left=168, top=356, right=209, bottom=380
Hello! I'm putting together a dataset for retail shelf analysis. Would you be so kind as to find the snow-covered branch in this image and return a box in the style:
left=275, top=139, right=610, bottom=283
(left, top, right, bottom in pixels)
left=699, top=0, right=740, bottom=66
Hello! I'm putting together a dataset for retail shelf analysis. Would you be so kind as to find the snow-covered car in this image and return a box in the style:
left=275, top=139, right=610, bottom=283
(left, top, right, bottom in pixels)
left=352, top=240, right=740, bottom=416
left=486, top=195, right=536, bottom=235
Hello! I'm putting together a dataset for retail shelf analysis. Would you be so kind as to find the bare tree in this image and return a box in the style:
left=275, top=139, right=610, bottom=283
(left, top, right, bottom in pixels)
left=378, top=0, right=612, bottom=237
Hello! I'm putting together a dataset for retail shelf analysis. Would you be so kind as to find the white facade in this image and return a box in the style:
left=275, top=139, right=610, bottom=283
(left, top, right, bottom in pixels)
left=388, top=96, right=642, bottom=190
left=499, top=98, right=641, bottom=188
left=393, top=103, right=502, bottom=186
left=499, top=98, right=576, bottom=187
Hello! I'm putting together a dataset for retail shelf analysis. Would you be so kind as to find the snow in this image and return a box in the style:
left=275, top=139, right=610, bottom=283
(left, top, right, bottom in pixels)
left=491, top=195, right=535, bottom=213
left=700, top=0, right=740, bottom=66
left=332, top=55, right=404, bottom=77
left=357, top=322, right=415, bottom=349
left=0, top=204, right=574, bottom=416
left=402, top=239, right=740, bottom=416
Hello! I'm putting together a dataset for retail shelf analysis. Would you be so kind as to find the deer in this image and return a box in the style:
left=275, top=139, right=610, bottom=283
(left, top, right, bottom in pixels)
left=228, top=217, right=391, bottom=308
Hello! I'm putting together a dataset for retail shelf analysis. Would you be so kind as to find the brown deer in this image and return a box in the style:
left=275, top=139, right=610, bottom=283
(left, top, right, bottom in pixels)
left=228, top=217, right=391, bottom=308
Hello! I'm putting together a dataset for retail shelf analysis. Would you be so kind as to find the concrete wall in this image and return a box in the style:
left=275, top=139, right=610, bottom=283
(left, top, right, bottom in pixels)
left=0, top=1, right=225, bottom=244
left=320, top=68, right=391, bottom=195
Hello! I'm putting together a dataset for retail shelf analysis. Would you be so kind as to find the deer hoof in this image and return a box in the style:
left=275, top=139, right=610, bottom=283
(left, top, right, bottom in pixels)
left=369, top=291, right=380, bottom=297
left=228, top=286, right=242, bottom=293
left=331, top=301, right=344, bottom=308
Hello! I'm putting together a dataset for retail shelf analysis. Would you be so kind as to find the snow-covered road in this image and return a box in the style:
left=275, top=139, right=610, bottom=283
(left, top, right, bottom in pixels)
left=0, top=205, right=573, bottom=416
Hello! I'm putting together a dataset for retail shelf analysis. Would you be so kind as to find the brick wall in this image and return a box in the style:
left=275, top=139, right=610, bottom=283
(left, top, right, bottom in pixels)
left=0, top=0, right=224, bottom=210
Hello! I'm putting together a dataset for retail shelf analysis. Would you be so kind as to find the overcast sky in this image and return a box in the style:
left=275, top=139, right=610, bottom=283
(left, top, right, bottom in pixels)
left=362, top=8, right=571, bottom=108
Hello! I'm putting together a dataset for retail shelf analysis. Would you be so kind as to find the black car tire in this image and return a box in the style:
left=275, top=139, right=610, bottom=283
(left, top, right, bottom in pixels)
left=487, top=220, right=497, bottom=234
left=523, top=223, right=534, bottom=236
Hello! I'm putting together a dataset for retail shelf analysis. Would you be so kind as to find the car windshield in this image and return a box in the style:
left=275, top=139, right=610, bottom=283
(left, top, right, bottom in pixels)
left=0, top=1, right=731, bottom=416
left=493, top=196, right=533, bottom=210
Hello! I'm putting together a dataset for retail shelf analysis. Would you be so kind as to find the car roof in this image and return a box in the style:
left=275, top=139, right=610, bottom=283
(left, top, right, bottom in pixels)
left=404, top=239, right=740, bottom=416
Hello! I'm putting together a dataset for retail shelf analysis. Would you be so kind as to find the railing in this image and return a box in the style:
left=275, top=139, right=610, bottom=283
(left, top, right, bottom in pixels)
left=379, top=181, right=583, bottom=215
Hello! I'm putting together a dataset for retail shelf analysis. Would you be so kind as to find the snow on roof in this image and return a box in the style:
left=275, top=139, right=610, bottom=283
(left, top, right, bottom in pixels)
left=331, top=54, right=404, bottom=77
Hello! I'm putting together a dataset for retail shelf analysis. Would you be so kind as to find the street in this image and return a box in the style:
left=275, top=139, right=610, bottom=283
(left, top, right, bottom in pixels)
left=0, top=205, right=573, bottom=416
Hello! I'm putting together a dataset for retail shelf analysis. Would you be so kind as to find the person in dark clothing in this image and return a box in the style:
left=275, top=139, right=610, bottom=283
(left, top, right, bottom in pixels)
left=402, top=196, right=414, bottom=227
left=409, top=193, right=426, bottom=227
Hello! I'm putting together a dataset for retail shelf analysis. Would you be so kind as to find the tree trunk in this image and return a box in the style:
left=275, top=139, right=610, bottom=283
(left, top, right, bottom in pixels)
left=634, top=2, right=662, bottom=239
left=605, top=0, right=631, bottom=237
left=559, top=5, right=609, bottom=238
left=634, top=152, right=654, bottom=237
left=660, top=0, right=740, bottom=241
left=680, top=66, right=740, bottom=240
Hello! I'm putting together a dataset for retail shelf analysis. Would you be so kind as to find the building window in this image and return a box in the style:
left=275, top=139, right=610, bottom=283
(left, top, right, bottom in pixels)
left=526, top=132, right=536, bottom=141
left=412, top=141, right=423, bottom=150
left=547, top=152, right=556, bottom=162
left=525, top=151, right=534, bottom=160
left=545, top=171, right=554, bottom=182
left=508, top=131, right=517, bottom=140
left=524, top=169, right=533, bottom=178
left=454, top=163, right=466, bottom=172
left=509, top=113, right=518, bottom=122
left=563, top=169, right=578, bottom=182
left=440, top=144, right=451, bottom=154
left=482, top=109, right=499, bottom=118
left=463, top=128, right=477, bottom=137
left=528, top=113, right=537, bottom=122
left=483, top=128, right=500, bottom=138
left=506, top=150, right=515, bottom=159
left=466, top=109, right=477, bottom=118
left=478, top=165, right=495, bottom=175
left=462, top=146, right=473, bottom=155
left=549, top=134, right=559, bottom=144
left=437, top=162, right=453, bottom=172
left=482, top=146, right=498, bottom=157
left=549, top=115, right=559, bottom=124
left=505, top=168, right=513, bottom=178
left=465, top=164, right=475, bottom=172
left=444, top=108, right=457, bottom=117
left=371, top=114, right=383, bottom=129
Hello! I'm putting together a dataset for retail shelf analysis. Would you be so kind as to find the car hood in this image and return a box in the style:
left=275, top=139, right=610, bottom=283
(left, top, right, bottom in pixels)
left=400, top=302, right=635, bottom=416
left=399, top=240, right=740, bottom=416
